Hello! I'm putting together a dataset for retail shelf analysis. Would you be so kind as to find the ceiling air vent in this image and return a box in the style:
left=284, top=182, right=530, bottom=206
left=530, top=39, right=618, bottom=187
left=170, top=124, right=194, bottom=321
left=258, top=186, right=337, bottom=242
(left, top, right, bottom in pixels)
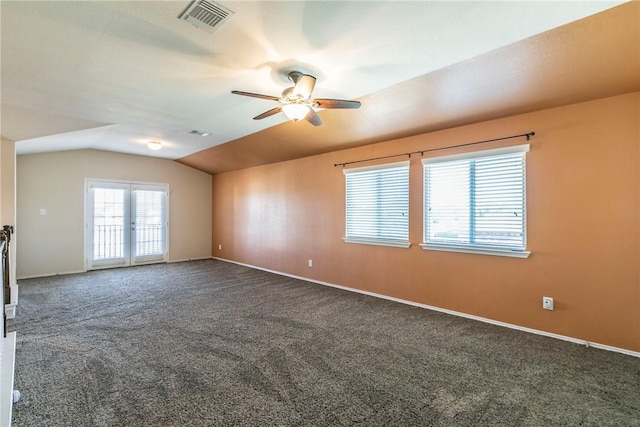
left=179, top=0, right=234, bottom=34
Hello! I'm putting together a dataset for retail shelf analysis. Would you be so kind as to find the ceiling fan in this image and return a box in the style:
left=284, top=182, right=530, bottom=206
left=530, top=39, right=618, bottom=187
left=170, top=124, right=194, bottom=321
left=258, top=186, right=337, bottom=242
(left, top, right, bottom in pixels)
left=231, top=71, right=361, bottom=126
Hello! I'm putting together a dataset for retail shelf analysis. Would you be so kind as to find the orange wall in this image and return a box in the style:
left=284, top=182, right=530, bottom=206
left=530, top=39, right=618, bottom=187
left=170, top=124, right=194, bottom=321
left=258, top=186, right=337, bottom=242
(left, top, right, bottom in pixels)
left=212, top=92, right=640, bottom=352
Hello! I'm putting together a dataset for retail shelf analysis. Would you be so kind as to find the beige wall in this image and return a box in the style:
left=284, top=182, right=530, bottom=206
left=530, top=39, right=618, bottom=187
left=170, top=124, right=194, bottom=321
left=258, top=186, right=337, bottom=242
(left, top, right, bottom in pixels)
left=17, top=149, right=212, bottom=278
left=1, top=137, right=17, bottom=286
left=212, top=92, right=640, bottom=353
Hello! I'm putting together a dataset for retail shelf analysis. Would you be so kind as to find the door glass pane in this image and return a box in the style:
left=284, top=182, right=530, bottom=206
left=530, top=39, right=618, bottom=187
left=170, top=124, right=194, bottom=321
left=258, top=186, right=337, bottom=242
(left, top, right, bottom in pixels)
left=93, top=188, right=126, bottom=260
left=134, top=190, right=165, bottom=258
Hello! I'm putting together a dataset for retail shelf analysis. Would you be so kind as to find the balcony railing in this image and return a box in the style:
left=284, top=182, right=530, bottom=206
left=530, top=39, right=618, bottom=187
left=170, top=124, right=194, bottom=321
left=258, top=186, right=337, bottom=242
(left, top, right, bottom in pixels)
left=94, top=224, right=124, bottom=259
left=94, top=224, right=163, bottom=260
left=135, top=224, right=163, bottom=256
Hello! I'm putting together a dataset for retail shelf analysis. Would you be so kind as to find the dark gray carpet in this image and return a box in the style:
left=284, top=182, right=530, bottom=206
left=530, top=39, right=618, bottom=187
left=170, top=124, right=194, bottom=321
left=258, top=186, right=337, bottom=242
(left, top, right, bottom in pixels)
left=8, top=260, right=640, bottom=426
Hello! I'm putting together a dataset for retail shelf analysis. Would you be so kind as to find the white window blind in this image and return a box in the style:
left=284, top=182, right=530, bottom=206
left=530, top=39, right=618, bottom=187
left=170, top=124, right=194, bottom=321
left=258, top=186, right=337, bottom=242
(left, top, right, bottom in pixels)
left=92, top=187, right=126, bottom=260
left=133, top=189, right=166, bottom=261
left=344, top=161, right=410, bottom=248
left=422, top=145, right=530, bottom=257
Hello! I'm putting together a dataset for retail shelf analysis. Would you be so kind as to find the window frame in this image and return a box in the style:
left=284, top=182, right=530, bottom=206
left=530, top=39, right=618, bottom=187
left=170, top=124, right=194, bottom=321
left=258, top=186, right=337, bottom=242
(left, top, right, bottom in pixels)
left=421, top=144, right=530, bottom=258
left=343, top=160, right=411, bottom=248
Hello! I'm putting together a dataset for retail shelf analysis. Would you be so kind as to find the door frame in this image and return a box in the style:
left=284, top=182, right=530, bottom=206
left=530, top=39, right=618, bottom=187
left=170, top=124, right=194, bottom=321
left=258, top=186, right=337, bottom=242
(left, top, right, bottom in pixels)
left=84, top=178, right=170, bottom=271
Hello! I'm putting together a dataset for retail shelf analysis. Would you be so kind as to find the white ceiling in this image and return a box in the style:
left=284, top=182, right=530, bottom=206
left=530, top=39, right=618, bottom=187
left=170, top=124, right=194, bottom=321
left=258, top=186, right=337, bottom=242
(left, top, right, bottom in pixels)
left=1, top=1, right=626, bottom=160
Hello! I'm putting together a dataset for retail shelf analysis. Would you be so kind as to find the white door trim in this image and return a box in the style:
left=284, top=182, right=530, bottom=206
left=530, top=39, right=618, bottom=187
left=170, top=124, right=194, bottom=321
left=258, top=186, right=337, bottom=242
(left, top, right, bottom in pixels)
left=84, top=178, right=169, bottom=271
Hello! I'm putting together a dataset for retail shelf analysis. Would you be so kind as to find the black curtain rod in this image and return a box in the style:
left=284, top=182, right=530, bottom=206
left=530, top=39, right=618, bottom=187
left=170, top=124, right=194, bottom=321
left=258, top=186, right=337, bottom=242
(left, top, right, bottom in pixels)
left=334, top=131, right=535, bottom=168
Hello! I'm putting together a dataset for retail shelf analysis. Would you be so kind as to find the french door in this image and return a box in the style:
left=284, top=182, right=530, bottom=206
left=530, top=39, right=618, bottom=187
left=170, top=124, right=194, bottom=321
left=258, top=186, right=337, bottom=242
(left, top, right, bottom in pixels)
left=86, top=180, right=169, bottom=270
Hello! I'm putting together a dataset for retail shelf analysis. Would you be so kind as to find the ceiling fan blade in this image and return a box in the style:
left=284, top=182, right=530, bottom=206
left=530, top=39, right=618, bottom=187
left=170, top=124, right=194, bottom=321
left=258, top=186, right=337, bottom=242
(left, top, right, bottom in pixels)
left=231, top=90, right=280, bottom=102
left=304, top=109, right=323, bottom=126
left=293, top=74, right=316, bottom=98
left=314, top=99, right=361, bottom=109
left=253, top=106, right=282, bottom=120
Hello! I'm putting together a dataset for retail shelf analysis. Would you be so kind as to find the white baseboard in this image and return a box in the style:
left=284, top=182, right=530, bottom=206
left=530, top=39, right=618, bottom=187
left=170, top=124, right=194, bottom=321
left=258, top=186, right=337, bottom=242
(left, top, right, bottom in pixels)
left=17, top=258, right=213, bottom=280
left=0, top=332, right=16, bottom=427
left=17, top=270, right=85, bottom=280
left=169, top=257, right=213, bottom=263
left=212, top=257, right=640, bottom=358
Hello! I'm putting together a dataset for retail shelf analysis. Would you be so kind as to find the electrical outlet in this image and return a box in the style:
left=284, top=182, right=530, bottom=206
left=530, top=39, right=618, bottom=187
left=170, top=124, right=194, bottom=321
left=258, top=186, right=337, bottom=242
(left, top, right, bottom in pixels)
left=542, top=296, right=554, bottom=310
left=308, top=259, right=313, bottom=267
left=218, top=244, right=222, bottom=250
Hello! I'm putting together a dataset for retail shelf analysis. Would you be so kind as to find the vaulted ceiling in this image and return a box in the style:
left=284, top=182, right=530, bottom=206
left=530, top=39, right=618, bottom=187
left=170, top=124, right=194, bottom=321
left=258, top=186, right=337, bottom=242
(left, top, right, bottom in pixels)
left=2, top=1, right=638, bottom=175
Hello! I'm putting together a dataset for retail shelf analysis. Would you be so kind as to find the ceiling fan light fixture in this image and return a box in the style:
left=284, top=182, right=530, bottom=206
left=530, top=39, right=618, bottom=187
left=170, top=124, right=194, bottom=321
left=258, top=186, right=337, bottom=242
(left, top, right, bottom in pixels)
left=282, top=103, right=310, bottom=121
left=232, top=70, right=360, bottom=126
left=147, top=140, right=163, bottom=151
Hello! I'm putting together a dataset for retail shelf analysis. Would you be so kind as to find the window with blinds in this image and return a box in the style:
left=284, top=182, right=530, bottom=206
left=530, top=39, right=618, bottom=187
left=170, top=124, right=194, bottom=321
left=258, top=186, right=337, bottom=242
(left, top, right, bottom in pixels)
left=133, top=189, right=166, bottom=261
left=422, top=145, right=530, bottom=257
left=92, top=187, right=126, bottom=260
left=344, top=161, right=410, bottom=248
